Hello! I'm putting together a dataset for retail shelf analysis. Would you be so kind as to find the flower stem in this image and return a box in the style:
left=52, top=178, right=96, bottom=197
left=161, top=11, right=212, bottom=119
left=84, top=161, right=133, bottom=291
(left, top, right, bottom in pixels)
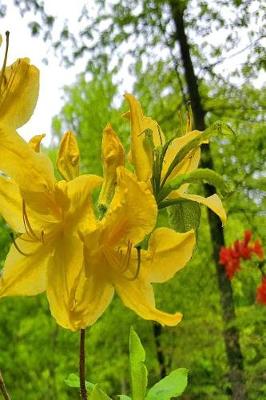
left=79, top=329, right=87, bottom=400
left=0, top=370, right=11, bottom=400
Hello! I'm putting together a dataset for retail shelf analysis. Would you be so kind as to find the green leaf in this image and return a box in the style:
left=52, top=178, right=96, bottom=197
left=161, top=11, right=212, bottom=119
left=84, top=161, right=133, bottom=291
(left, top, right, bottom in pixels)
left=64, top=373, right=95, bottom=392
left=117, top=396, right=132, bottom=400
left=165, top=168, right=232, bottom=198
left=167, top=200, right=201, bottom=233
left=91, top=384, right=112, bottom=400
left=129, top=327, right=148, bottom=400
left=145, top=368, right=188, bottom=400
left=64, top=373, right=80, bottom=388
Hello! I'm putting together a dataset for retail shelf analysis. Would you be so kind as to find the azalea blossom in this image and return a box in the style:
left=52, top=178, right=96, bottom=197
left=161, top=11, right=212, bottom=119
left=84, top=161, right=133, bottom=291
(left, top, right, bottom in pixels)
left=256, top=277, right=266, bottom=305
left=123, top=94, right=226, bottom=224
left=79, top=167, right=196, bottom=327
left=0, top=130, right=102, bottom=331
left=0, top=49, right=196, bottom=330
left=219, top=230, right=264, bottom=279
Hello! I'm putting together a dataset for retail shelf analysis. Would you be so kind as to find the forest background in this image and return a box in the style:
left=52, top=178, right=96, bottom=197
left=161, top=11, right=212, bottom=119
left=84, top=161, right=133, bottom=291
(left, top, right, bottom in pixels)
left=0, top=0, right=265, bottom=399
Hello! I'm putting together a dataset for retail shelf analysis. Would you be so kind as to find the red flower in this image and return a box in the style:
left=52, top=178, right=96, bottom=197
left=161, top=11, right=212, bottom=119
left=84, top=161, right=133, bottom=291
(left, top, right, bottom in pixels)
left=219, top=230, right=264, bottom=280
left=256, top=277, right=266, bottom=305
left=219, top=246, right=240, bottom=279
left=244, top=230, right=252, bottom=245
left=252, top=240, right=264, bottom=260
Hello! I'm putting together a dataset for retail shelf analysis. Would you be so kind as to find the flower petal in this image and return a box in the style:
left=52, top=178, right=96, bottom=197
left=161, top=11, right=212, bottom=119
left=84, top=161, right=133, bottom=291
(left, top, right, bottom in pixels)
left=98, top=124, right=125, bottom=210
left=28, top=134, right=46, bottom=152
left=70, top=268, right=114, bottom=330
left=57, top=131, right=80, bottom=181
left=62, top=174, right=103, bottom=233
left=0, top=124, right=55, bottom=193
left=0, top=235, right=49, bottom=297
left=0, top=58, right=39, bottom=128
left=0, top=176, right=24, bottom=232
left=144, top=228, right=196, bottom=283
left=162, top=131, right=201, bottom=183
left=115, top=277, right=182, bottom=326
left=101, top=167, right=157, bottom=246
left=124, top=93, right=164, bottom=182
left=46, top=234, right=84, bottom=330
left=178, top=192, right=227, bottom=225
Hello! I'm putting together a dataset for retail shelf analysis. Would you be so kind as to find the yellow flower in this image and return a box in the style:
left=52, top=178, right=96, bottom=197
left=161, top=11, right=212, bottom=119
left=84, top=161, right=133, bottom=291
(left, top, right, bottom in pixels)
left=78, top=167, right=196, bottom=327
left=98, top=123, right=125, bottom=212
left=0, top=57, right=39, bottom=129
left=0, top=131, right=102, bottom=331
left=124, top=94, right=226, bottom=224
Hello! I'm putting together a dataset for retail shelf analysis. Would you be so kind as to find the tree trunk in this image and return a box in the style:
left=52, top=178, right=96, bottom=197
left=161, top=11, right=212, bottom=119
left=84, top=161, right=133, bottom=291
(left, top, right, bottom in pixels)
left=153, top=323, right=167, bottom=379
left=168, top=2, right=247, bottom=399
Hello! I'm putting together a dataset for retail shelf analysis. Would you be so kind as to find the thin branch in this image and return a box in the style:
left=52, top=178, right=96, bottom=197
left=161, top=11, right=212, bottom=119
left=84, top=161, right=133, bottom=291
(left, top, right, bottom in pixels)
left=0, top=371, right=11, bottom=400
left=79, top=329, right=87, bottom=400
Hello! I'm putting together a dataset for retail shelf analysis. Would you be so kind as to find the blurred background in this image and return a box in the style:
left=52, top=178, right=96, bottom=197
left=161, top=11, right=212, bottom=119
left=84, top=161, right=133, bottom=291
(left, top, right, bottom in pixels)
left=0, top=1, right=265, bottom=399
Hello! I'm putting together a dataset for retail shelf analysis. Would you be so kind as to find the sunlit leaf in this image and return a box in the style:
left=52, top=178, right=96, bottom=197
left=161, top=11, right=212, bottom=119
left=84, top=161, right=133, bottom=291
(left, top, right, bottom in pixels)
left=146, top=368, right=188, bottom=400
left=129, top=327, right=148, bottom=400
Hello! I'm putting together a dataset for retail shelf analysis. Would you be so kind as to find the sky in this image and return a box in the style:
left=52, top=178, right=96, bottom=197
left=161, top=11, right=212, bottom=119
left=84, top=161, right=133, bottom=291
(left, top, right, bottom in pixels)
left=1, top=0, right=265, bottom=145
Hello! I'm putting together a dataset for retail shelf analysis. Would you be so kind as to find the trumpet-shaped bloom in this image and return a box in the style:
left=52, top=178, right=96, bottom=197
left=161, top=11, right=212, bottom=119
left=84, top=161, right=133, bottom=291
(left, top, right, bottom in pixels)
left=124, top=94, right=226, bottom=224
left=77, top=167, right=196, bottom=328
left=0, top=57, right=39, bottom=129
left=0, top=131, right=102, bottom=331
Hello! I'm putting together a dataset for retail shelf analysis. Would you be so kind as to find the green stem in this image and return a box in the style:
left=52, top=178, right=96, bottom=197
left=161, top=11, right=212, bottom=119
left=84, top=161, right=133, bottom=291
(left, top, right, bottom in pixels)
left=79, top=329, right=87, bottom=400
left=0, top=370, right=11, bottom=400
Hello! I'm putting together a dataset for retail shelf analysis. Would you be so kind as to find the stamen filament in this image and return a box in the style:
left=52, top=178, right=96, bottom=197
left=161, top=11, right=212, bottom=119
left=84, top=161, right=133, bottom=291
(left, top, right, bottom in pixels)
left=0, top=31, right=9, bottom=93
left=121, top=240, right=132, bottom=272
left=125, top=246, right=141, bottom=281
left=22, top=200, right=41, bottom=241
left=10, top=233, right=35, bottom=256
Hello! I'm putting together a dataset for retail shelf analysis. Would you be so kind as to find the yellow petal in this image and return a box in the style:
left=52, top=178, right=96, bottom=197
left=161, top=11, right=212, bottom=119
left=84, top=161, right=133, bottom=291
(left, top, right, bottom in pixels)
left=57, top=131, right=80, bottom=181
left=115, top=277, right=182, bottom=326
left=28, top=134, right=46, bottom=152
left=46, top=234, right=84, bottom=330
left=0, top=234, right=49, bottom=297
left=124, top=93, right=164, bottom=182
left=0, top=58, right=39, bottom=128
left=0, top=124, right=55, bottom=193
left=162, top=131, right=201, bottom=182
left=101, top=167, right=157, bottom=247
left=144, top=228, right=196, bottom=283
left=172, top=192, right=227, bottom=225
left=98, top=124, right=125, bottom=210
left=70, top=267, right=114, bottom=330
left=0, top=176, right=24, bottom=232
left=59, top=174, right=103, bottom=233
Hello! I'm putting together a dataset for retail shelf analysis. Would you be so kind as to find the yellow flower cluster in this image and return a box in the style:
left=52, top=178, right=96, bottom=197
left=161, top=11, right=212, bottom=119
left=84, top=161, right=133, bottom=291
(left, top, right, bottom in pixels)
left=0, top=50, right=225, bottom=331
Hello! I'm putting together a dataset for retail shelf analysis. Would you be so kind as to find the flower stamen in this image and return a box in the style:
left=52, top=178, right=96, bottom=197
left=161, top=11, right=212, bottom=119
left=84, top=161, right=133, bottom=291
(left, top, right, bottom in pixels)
left=125, top=246, right=141, bottom=281
left=10, top=233, right=37, bottom=256
left=0, top=31, right=9, bottom=94
left=22, top=200, right=43, bottom=242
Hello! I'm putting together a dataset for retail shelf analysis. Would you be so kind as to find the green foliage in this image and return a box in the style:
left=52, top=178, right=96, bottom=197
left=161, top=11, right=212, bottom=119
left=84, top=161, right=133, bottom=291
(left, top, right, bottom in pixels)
left=129, top=327, right=148, bottom=400
left=146, top=368, right=188, bottom=400
left=168, top=200, right=201, bottom=233
left=65, top=328, right=188, bottom=399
